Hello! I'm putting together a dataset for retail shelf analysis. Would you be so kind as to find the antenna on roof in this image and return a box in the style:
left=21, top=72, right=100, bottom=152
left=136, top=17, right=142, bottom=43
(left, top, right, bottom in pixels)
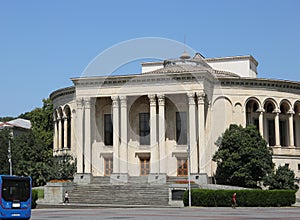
left=180, top=35, right=190, bottom=59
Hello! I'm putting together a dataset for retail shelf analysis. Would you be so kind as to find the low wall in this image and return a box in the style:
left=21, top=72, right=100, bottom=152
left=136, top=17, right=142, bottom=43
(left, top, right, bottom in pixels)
left=38, top=181, right=74, bottom=205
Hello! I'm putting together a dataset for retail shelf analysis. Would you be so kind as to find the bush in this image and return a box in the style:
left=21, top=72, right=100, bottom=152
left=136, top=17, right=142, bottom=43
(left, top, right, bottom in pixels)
left=31, top=189, right=38, bottom=209
left=183, top=189, right=296, bottom=207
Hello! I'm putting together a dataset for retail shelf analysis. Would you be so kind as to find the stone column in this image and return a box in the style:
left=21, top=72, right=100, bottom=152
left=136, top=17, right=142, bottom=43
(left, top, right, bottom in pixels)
left=197, top=92, right=206, bottom=174
left=120, top=96, right=128, bottom=174
left=188, top=92, right=197, bottom=174
left=75, top=98, right=84, bottom=174
left=112, top=96, right=120, bottom=173
left=53, top=117, right=58, bottom=152
left=288, top=110, right=295, bottom=147
left=63, top=114, right=68, bottom=149
left=148, top=94, right=158, bottom=174
left=83, top=97, right=95, bottom=174
left=274, top=109, right=280, bottom=146
left=58, top=116, right=62, bottom=150
left=158, top=94, right=166, bottom=174
left=258, top=108, right=265, bottom=138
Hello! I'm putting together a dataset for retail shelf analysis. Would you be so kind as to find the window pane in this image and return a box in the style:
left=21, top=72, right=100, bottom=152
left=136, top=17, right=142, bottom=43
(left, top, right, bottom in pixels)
left=176, top=112, right=187, bottom=145
left=104, top=114, right=113, bottom=145
left=139, top=113, right=150, bottom=145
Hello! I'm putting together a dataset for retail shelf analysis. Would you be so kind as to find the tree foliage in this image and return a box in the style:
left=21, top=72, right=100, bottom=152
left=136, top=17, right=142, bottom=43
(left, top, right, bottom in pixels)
left=263, top=165, right=299, bottom=190
left=0, top=98, right=76, bottom=186
left=213, top=124, right=274, bottom=188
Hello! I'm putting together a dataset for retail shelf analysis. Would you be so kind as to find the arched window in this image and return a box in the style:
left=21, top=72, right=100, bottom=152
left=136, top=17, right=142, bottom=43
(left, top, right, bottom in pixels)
left=64, top=106, right=72, bottom=149
left=245, top=99, right=259, bottom=129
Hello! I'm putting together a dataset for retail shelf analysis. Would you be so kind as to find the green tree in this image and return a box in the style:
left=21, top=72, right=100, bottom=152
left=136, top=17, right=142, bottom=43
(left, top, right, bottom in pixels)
left=263, top=165, right=299, bottom=190
left=213, top=124, right=274, bottom=188
left=1, top=98, right=76, bottom=185
left=0, top=129, right=11, bottom=174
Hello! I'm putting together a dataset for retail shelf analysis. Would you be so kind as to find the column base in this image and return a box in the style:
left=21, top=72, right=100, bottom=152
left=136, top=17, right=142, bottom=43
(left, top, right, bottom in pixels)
left=110, top=173, right=129, bottom=184
left=191, top=173, right=208, bottom=184
left=74, top=173, right=92, bottom=184
left=148, top=173, right=167, bottom=184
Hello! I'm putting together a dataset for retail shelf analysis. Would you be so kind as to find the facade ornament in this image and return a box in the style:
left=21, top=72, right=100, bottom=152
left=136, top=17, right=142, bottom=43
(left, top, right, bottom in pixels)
left=111, top=96, right=119, bottom=108
left=76, top=98, right=84, bottom=109
left=196, top=92, right=206, bottom=104
left=120, top=96, right=127, bottom=107
left=148, top=94, right=156, bottom=107
left=187, top=92, right=195, bottom=105
left=272, top=108, right=281, bottom=114
left=84, top=97, right=95, bottom=109
left=157, top=94, right=165, bottom=106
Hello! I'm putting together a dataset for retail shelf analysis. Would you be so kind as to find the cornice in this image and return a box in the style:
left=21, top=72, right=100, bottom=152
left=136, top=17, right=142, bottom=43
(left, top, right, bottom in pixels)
left=219, top=77, right=300, bottom=94
left=50, top=86, right=75, bottom=101
left=71, top=71, right=216, bottom=88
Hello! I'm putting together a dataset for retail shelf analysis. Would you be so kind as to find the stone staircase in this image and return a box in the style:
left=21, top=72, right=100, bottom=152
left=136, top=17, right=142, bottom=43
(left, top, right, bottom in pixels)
left=68, top=176, right=169, bottom=206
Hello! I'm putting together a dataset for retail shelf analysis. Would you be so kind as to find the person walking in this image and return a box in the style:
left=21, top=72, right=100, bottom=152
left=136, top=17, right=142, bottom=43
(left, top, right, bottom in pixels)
left=63, top=191, right=70, bottom=205
left=232, top=192, right=237, bottom=208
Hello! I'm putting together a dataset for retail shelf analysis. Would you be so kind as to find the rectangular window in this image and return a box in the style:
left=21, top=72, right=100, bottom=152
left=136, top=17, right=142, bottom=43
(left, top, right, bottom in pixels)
left=104, top=157, right=113, bottom=176
left=139, top=113, right=150, bottom=145
left=280, top=120, right=287, bottom=146
left=298, top=164, right=300, bottom=171
left=140, top=158, right=150, bottom=176
left=268, top=119, right=275, bottom=146
left=104, top=114, right=113, bottom=146
left=177, top=158, right=188, bottom=176
left=176, top=112, right=187, bottom=145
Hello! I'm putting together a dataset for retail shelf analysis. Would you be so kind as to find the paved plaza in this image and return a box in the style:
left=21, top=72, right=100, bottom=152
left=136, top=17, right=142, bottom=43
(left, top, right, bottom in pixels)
left=31, top=207, right=300, bottom=220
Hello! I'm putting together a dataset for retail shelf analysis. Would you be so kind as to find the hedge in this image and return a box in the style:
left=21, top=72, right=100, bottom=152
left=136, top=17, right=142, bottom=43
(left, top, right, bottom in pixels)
left=183, top=189, right=296, bottom=207
left=31, top=189, right=38, bottom=209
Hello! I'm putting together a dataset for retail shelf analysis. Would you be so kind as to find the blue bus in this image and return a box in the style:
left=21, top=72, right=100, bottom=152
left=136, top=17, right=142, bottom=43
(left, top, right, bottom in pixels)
left=0, top=175, right=31, bottom=220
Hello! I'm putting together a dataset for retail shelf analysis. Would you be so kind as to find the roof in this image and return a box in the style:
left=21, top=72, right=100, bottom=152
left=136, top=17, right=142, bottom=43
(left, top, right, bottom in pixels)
left=0, top=118, right=31, bottom=130
left=143, top=53, right=240, bottom=78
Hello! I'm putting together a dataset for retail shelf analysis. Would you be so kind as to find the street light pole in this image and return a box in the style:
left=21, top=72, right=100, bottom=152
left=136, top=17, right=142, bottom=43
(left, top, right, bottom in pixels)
left=187, top=144, right=191, bottom=207
left=8, top=139, right=12, bottom=176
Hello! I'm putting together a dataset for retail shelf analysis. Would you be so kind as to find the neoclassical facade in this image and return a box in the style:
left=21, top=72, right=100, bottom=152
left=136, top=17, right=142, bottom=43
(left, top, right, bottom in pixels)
left=50, top=52, right=300, bottom=184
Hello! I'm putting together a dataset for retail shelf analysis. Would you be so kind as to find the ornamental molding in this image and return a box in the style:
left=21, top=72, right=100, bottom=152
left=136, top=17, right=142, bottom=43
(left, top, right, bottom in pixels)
left=219, top=78, right=300, bottom=94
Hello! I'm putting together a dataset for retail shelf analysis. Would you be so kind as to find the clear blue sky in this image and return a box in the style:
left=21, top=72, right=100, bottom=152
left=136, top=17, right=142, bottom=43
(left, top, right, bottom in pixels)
left=0, top=0, right=300, bottom=117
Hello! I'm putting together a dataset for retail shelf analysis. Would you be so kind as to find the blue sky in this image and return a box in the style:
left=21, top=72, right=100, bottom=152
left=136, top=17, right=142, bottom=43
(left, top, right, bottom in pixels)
left=0, top=0, right=300, bottom=117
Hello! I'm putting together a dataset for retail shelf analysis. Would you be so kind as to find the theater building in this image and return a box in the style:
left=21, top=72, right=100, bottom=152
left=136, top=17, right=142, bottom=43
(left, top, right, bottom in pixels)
left=50, top=52, right=300, bottom=184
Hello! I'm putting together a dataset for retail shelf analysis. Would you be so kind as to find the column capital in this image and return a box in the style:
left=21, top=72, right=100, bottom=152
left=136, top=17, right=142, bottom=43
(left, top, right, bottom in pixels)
left=111, top=96, right=119, bottom=108
left=157, top=94, right=165, bottom=106
left=196, top=92, right=206, bottom=104
left=257, top=108, right=265, bottom=113
left=84, top=97, right=95, bottom=109
left=76, top=98, right=84, bottom=109
left=120, top=96, right=127, bottom=107
left=288, top=110, right=295, bottom=115
left=148, top=94, right=156, bottom=106
left=187, top=92, right=195, bottom=105
left=273, top=109, right=281, bottom=114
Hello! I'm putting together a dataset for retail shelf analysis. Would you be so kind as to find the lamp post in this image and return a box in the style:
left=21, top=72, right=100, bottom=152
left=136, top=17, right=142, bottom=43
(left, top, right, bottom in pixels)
left=8, top=139, right=12, bottom=176
left=187, top=144, right=191, bottom=207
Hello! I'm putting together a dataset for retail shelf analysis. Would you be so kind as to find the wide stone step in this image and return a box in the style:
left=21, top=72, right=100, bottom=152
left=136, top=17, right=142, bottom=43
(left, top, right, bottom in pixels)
left=68, top=183, right=169, bottom=206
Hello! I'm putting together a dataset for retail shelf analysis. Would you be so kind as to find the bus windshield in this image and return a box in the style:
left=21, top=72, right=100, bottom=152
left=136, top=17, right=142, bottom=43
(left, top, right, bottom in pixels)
left=1, top=176, right=30, bottom=202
